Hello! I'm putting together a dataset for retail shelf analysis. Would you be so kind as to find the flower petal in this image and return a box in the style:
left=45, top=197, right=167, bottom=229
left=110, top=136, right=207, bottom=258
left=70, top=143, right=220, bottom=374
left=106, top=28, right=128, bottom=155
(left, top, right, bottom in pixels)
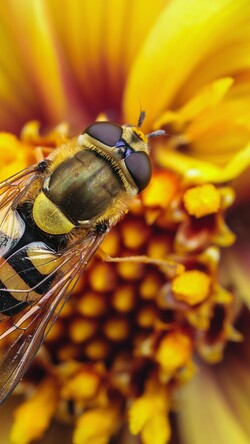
left=47, top=0, right=165, bottom=120
left=178, top=41, right=250, bottom=104
left=124, top=0, right=250, bottom=128
left=0, top=132, right=31, bottom=180
left=0, top=0, right=69, bottom=125
left=155, top=78, right=234, bottom=128
left=155, top=140, right=250, bottom=183
left=223, top=241, right=250, bottom=308
left=177, top=338, right=250, bottom=444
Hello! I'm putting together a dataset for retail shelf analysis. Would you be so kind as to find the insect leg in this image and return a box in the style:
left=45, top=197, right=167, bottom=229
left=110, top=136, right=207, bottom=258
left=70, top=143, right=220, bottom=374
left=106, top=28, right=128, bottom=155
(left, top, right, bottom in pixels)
left=97, top=249, right=184, bottom=277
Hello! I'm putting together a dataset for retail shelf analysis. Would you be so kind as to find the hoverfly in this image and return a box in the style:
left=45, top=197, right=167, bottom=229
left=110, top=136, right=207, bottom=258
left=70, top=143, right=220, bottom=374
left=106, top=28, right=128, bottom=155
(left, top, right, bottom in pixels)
left=0, top=112, right=166, bottom=404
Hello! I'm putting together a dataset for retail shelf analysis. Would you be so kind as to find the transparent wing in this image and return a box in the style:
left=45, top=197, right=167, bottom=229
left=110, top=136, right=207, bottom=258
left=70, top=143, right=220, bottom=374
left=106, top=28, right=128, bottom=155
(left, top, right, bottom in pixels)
left=0, top=228, right=107, bottom=404
left=0, top=164, right=41, bottom=256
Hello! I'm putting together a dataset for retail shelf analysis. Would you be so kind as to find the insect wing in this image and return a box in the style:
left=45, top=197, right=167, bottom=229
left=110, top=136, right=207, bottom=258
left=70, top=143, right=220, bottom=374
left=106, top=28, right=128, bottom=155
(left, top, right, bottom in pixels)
left=0, top=165, right=40, bottom=256
left=0, top=229, right=107, bottom=404
left=0, top=206, right=25, bottom=257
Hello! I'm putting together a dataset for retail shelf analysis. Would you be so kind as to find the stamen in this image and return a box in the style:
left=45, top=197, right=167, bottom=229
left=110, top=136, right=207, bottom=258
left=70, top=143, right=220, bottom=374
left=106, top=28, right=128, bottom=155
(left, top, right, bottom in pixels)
left=183, top=184, right=221, bottom=218
left=103, top=317, right=130, bottom=341
left=172, top=270, right=211, bottom=305
left=69, top=318, right=97, bottom=342
left=156, top=331, right=192, bottom=373
left=77, top=291, right=107, bottom=317
left=112, top=285, right=135, bottom=312
left=61, top=371, right=100, bottom=400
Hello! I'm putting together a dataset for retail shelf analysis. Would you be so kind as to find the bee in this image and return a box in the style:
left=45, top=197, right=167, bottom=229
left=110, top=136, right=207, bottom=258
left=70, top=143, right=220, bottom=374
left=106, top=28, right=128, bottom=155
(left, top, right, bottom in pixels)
left=0, top=112, right=166, bottom=404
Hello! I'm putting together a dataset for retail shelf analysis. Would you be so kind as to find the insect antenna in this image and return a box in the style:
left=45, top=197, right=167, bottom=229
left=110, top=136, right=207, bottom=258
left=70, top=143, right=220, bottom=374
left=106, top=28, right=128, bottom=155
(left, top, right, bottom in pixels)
left=147, top=129, right=166, bottom=138
left=137, top=110, right=166, bottom=138
left=137, top=110, right=146, bottom=128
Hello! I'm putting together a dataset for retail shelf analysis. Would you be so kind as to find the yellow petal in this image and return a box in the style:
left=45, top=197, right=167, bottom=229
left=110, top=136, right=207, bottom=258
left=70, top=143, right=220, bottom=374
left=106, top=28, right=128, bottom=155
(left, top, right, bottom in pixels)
left=179, top=41, right=250, bottom=104
left=155, top=77, right=234, bottom=128
left=223, top=248, right=250, bottom=308
left=10, top=377, right=58, bottom=444
left=48, top=0, right=164, bottom=116
left=124, top=0, right=250, bottom=128
left=185, top=86, right=250, bottom=162
left=155, top=140, right=250, bottom=183
left=0, top=132, right=31, bottom=181
left=177, top=359, right=250, bottom=444
left=0, top=9, right=38, bottom=127
left=0, top=0, right=67, bottom=124
left=178, top=78, right=234, bottom=122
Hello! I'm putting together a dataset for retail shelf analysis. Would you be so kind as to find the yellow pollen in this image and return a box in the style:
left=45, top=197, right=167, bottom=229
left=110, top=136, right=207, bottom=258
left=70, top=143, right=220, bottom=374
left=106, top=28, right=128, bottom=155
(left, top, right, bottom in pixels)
left=183, top=184, right=221, bottom=218
left=77, top=291, right=107, bottom=317
left=137, top=307, right=157, bottom=328
left=89, top=262, right=117, bottom=292
left=112, top=285, right=135, bottom=312
left=117, top=261, right=144, bottom=280
left=139, top=273, right=162, bottom=300
left=147, top=236, right=170, bottom=259
left=59, top=300, right=74, bottom=318
left=61, top=371, right=100, bottom=401
left=57, top=345, right=79, bottom=362
left=69, top=318, right=97, bottom=343
left=172, top=270, right=211, bottom=305
left=101, top=229, right=120, bottom=256
left=121, top=220, right=150, bottom=249
left=85, top=339, right=110, bottom=360
left=45, top=320, right=63, bottom=342
left=156, top=331, right=192, bottom=373
left=142, top=171, right=178, bottom=208
left=73, top=273, right=87, bottom=294
left=103, top=318, right=130, bottom=341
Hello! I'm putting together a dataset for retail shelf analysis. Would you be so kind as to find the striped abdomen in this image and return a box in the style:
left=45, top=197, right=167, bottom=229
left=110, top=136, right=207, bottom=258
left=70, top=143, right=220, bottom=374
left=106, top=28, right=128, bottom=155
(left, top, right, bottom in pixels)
left=0, top=206, right=66, bottom=320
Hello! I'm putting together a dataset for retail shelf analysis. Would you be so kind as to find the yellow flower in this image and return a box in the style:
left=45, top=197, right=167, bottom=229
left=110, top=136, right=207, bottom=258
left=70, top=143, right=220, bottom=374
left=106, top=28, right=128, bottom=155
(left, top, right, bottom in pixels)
left=0, top=1, right=249, bottom=444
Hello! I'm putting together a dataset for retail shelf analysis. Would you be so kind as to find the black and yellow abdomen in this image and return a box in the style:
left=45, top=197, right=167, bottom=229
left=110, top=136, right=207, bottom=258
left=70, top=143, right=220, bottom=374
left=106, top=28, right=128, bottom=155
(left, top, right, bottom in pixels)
left=33, top=149, right=123, bottom=235
left=0, top=206, right=65, bottom=320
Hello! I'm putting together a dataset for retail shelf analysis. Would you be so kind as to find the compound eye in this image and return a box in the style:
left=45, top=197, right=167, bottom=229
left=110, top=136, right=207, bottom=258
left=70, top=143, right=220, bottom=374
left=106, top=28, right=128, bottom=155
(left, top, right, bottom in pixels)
left=84, top=122, right=122, bottom=146
left=125, top=152, right=152, bottom=192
